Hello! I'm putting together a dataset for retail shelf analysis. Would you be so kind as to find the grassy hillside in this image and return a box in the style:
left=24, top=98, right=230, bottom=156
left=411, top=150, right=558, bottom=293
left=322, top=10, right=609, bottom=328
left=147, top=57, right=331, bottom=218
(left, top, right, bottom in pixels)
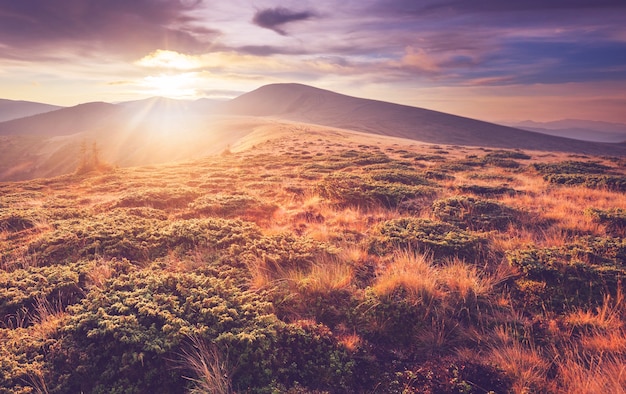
left=1, top=127, right=625, bottom=393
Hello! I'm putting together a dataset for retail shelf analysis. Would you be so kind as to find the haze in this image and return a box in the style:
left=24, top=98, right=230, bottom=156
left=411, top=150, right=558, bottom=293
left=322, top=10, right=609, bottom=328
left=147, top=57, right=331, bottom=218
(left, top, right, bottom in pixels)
left=1, top=0, right=625, bottom=124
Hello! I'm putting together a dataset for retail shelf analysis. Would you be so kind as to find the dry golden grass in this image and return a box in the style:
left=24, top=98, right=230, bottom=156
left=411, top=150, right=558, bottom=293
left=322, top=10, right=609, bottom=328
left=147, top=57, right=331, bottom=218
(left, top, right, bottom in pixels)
left=179, top=335, right=233, bottom=394
left=439, top=259, right=494, bottom=302
left=489, top=329, right=552, bottom=393
left=556, top=349, right=626, bottom=394
left=1, top=125, right=625, bottom=393
left=337, top=333, right=362, bottom=352
left=372, top=251, right=442, bottom=303
left=86, top=258, right=115, bottom=289
left=303, top=259, right=353, bottom=294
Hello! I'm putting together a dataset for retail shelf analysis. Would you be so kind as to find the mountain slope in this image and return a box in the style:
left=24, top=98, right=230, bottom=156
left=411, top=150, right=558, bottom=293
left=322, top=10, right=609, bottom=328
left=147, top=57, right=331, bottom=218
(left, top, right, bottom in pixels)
left=509, top=119, right=626, bottom=143
left=223, top=83, right=626, bottom=155
left=0, top=98, right=63, bottom=122
left=0, top=102, right=120, bottom=137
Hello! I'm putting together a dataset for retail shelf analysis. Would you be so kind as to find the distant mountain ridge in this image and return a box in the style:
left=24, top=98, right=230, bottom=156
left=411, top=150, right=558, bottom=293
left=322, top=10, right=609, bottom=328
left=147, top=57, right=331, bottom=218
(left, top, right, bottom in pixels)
left=221, top=84, right=626, bottom=155
left=0, top=102, right=119, bottom=137
left=0, top=84, right=625, bottom=181
left=508, top=119, right=626, bottom=143
left=0, top=98, right=63, bottom=122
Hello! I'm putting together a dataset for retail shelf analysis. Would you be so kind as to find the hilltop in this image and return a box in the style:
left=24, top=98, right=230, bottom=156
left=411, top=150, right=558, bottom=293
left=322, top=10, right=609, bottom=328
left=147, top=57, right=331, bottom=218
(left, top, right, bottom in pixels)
left=0, top=83, right=624, bottom=182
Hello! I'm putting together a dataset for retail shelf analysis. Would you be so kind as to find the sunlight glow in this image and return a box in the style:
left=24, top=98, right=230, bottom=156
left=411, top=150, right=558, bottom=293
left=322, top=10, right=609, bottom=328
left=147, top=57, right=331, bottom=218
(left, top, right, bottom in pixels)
left=139, top=72, right=200, bottom=99
left=136, top=50, right=203, bottom=70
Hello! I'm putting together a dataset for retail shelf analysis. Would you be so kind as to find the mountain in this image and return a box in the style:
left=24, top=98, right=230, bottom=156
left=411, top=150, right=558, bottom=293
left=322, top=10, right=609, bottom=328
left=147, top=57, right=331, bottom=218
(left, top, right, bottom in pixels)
left=222, top=83, right=626, bottom=155
left=0, top=102, right=120, bottom=137
left=1, top=83, right=625, bottom=182
left=0, top=98, right=63, bottom=122
left=0, top=99, right=266, bottom=181
left=508, top=119, right=626, bottom=143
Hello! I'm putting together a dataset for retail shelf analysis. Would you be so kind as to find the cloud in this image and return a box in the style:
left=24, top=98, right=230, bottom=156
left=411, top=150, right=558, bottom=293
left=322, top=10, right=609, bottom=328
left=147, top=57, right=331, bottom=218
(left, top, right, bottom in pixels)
left=374, top=0, right=626, bottom=16
left=397, top=47, right=440, bottom=72
left=252, top=7, right=317, bottom=35
left=0, top=0, right=217, bottom=61
left=236, top=45, right=310, bottom=56
left=136, top=50, right=204, bottom=70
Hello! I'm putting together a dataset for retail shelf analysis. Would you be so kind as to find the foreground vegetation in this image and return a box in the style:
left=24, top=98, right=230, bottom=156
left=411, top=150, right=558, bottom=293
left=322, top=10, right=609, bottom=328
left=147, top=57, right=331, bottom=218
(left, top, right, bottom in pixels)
left=1, top=131, right=625, bottom=393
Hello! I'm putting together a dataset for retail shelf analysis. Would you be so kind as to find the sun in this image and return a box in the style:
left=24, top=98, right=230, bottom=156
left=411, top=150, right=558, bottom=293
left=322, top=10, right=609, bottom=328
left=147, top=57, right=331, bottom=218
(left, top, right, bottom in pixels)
left=141, top=72, right=199, bottom=99
left=136, top=50, right=205, bottom=99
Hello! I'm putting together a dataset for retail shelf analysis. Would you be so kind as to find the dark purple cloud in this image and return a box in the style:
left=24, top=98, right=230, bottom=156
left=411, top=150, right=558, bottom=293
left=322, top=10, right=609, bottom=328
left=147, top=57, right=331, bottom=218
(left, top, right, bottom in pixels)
left=376, top=0, right=626, bottom=15
left=236, top=45, right=310, bottom=56
left=252, top=7, right=317, bottom=35
left=0, top=0, right=216, bottom=60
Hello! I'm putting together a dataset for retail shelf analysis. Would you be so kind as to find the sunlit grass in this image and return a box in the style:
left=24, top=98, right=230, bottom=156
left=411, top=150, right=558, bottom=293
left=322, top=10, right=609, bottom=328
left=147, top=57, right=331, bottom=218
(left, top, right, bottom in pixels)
left=1, top=134, right=625, bottom=392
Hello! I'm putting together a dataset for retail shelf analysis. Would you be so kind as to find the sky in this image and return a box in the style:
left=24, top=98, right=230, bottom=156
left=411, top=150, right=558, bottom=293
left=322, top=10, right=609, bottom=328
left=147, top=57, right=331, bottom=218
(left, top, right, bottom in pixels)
left=0, top=0, right=625, bottom=123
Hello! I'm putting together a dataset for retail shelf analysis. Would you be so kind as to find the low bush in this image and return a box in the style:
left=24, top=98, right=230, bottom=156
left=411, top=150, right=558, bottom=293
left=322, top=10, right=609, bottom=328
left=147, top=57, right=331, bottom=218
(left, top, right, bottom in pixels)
left=370, top=170, right=432, bottom=186
left=368, top=218, right=486, bottom=260
left=456, top=185, right=517, bottom=197
left=28, top=212, right=261, bottom=263
left=482, top=157, right=521, bottom=169
left=114, top=187, right=201, bottom=210
left=0, top=210, right=40, bottom=232
left=484, top=150, right=531, bottom=160
left=432, top=196, right=520, bottom=231
left=586, top=208, right=626, bottom=235
left=0, top=263, right=87, bottom=325
left=384, top=357, right=512, bottom=393
left=533, top=161, right=611, bottom=175
left=543, top=174, right=626, bottom=192
left=318, top=173, right=436, bottom=209
left=46, top=267, right=356, bottom=393
left=188, top=193, right=277, bottom=220
left=508, top=238, right=626, bottom=313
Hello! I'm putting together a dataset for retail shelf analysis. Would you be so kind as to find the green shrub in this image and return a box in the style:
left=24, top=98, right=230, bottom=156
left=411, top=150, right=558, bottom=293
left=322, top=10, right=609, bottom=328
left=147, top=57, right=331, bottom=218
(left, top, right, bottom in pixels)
left=188, top=193, right=277, bottom=219
left=384, top=358, right=512, bottom=393
left=243, top=233, right=338, bottom=275
left=412, top=154, right=447, bottom=162
left=508, top=238, right=626, bottom=312
left=0, top=263, right=87, bottom=323
left=543, top=174, right=626, bottom=192
left=48, top=268, right=355, bottom=393
left=0, top=210, right=40, bottom=232
left=368, top=218, right=486, bottom=260
left=28, top=212, right=261, bottom=263
left=482, top=157, right=521, bottom=169
left=586, top=208, right=626, bottom=235
left=114, top=187, right=200, bottom=209
left=370, top=170, right=432, bottom=186
left=423, top=171, right=455, bottom=181
left=336, top=150, right=392, bottom=165
left=355, top=288, right=437, bottom=350
left=456, top=185, right=517, bottom=197
left=484, top=150, right=531, bottom=160
left=318, top=173, right=436, bottom=209
left=532, top=160, right=610, bottom=175
left=432, top=196, right=520, bottom=231
left=0, top=326, right=57, bottom=394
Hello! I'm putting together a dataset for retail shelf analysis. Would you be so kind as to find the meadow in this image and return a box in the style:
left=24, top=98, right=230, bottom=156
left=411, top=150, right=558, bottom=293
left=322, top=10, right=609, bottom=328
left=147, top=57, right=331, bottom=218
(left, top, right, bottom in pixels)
left=1, top=128, right=625, bottom=393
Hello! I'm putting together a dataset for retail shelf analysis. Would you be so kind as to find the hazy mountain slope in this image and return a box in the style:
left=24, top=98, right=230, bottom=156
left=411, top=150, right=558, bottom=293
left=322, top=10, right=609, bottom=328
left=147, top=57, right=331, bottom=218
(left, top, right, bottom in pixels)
left=0, top=111, right=274, bottom=181
left=0, top=99, right=63, bottom=122
left=2, top=83, right=625, bottom=181
left=223, top=83, right=626, bottom=155
left=0, top=102, right=120, bottom=137
left=509, top=119, right=626, bottom=143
